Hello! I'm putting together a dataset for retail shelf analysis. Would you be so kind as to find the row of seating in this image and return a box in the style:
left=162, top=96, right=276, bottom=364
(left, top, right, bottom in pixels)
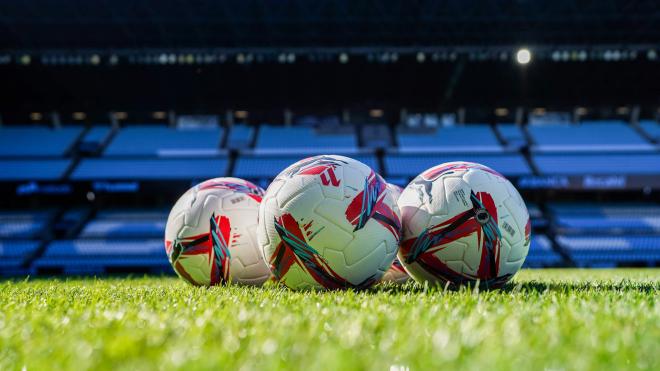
left=3, top=152, right=660, bottom=183
left=5, top=202, right=659, bottom=275
left=549, top=203, right=659, bottom=267
left=1, top=121, right=658, bottom=157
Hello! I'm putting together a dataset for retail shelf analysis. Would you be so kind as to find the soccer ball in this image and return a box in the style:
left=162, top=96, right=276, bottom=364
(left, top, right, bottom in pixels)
left=164, top=177, right=270, bottom=286
left=380, top=183, right=410, bottom=284
left=257, top=155, right=401, bottom=290
left=397, top=162, right=530, bottom=289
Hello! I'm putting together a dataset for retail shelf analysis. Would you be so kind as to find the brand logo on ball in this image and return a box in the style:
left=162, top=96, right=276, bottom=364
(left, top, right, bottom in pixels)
left=281, top=155, right=348, bottom=182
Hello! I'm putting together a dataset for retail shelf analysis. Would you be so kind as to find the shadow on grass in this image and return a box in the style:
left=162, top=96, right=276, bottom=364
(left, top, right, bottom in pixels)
left=2, top=274, right=657, bottom=295
left=366, top=279, right=659, bottom=295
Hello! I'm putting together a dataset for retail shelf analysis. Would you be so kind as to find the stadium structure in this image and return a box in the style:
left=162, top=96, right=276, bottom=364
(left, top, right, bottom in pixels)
left=0, top=0, right=659, bottom=277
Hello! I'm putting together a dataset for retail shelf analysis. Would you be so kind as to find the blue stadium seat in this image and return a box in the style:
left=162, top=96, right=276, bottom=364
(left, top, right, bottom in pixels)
left=0, top=126, right=83, bottom=157
left=555, top=216, right=660, bottom=234
left=0, top=211, right=53, bottom=239
left=397, top=125, right=503, bottom=153
left=104, top=126, right=223, bottom=156
left=234, top=154, right=379, bottom=180
left=0, top=240, right=40, bottom=271
left=533, top=153, right=660, bottom=175
left=384, top=153, right=531, bottom=179
left=254, top=126, right=357, bottom=154
left=557, top=235, right=660, bottom=267
left=0, top=159, right=71, bottom=181
left=548, top=203, right=660, bottom=235
left=80, top=210, right=168, bottom=238
left=226, top=125, right=255, bottom=150
left=71, top=158, right=228, bottom=180
left=34, top=239, right=169, bottom=274
left=79, top=126, right=112, bottom=153
left=528, top=122, right=655, bottom=152
left=547, top=203, right=660, bottom=216
left=638, top=120, right=659, bottom=142
left=496, top=124, right=528, bottom=149
left=523, top=235, right=563, bottom=267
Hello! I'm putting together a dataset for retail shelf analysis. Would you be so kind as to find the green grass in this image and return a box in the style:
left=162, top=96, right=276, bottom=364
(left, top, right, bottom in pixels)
left=0, top=269, right=658, bottom=371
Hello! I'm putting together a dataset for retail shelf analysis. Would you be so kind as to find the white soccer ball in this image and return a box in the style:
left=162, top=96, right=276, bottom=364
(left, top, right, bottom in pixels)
left=398, top=162, right=531, bottom=289
left=380, top=183, right=410, bottom=284
left=257, top=155, right=401, bottom=290
left=164, top=177, right=270, bottom=286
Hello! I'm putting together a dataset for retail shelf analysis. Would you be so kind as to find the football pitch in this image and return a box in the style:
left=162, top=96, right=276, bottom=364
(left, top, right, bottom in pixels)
left=1, top=269, right=658, bottom=371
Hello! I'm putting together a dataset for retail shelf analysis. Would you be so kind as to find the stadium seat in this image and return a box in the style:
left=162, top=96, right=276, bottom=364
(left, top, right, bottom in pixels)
left=523, top=235, right=563, bottom=267
left=397, top=125, right=503, bottom=153
left=104, top=126, right=224, bottom=156
left=638, top=120, right=659, bottom=142
left=34, top=239, right=169, bottom=274
left=554, top=216, right=660, bottom=235
left=548, top=203, right=660, bottom=235
left=71, top=158, right=228, bottom=180
left=80, top=210, right=168, bottom=238
left=78, top=126, right=113, bottom=153
left=547, top=203, right=660, bottom=216
left=496, top=124, right=528, bottom=149
left=556, top=235, right=660, bottom=267
left=533, top=153, right=660, bottom=175
left=0, top=211, right=54, bottom=239
left=226, top=125, right=255, bottom=150
left=0, top=240, right=41, bottom=272
left=361, top=125, right=392, bottom=149
left=384, top=153, right=531, bottom=179
left=0, top=126, right=83, bottom=157
left=0, top=159, right=71, bottom=181
left=254, top=125, right=357, bottom=154
left=528, top=122, right=655, bottom=152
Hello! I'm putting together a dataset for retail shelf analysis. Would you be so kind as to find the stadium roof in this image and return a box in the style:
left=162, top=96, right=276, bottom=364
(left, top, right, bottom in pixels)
left=1, top=0, right=659, bottom=50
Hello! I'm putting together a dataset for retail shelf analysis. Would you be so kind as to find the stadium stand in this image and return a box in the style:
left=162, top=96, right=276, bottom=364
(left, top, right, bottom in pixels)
left=0, top=118, right=658, bottom=274
left=104, top=125, right=224, bottom=157
left=0, top=126, right=83, bottom=157
left=226, top=124, right=255, bottom=150
left=0, top=159, right=71, bottom=181
left=385, top=153, right=532, bottom=181
left=78, top=126, right=113, bottom=153
left=556, top=236, right=660, bottom=267
left=523, top=235, right=563, bottom=267
left=638, top=120, right=659, bottom=142
left=0, top=211, right=54, bottom=275
left=528, top=121, right=656, bottom=152
left=72, top=158, right=228, bottom=180
left=33, top=209, right=170, bottom=274
left=397, top=125, right=503, bottom=153
left=549, top=203, right=660, bottom=267
left=495, top=124, right=528, bottom=149
left=33, top=239, right=169, bottom=274
left=79, top=210, right=167, bottom=239
left=254, top=125, right=358, bottom=154
left=532, top=153, right=660, bottom=175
